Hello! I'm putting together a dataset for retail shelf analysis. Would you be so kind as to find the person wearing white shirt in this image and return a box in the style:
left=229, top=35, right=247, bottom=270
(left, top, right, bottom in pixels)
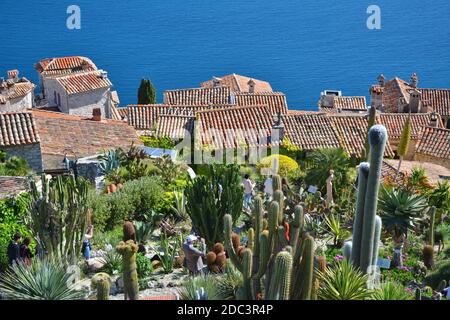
left=243, top=174, right=255, bottom=210
left=264, top=176, right=273, bottom=199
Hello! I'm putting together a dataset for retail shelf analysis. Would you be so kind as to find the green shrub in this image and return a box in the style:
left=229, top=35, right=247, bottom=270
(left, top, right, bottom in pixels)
left=136, top=253, right=153, bottom=279
left=0, top=194, right=33, bottom=272
left=87, top=190, right=110, bottom=232
left=425, top=260, right=450, bottom=289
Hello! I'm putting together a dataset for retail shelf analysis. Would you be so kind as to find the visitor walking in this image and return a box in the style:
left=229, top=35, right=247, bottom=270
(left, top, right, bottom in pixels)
left=182, top=235, right=206, bottom=275
left=7, top=232, right=22, bottom=266
left=19, top=237, right=34, bottom=266
left=82, top=225, right=94, bottom=260
left=243, top=174, right=255, bottom=210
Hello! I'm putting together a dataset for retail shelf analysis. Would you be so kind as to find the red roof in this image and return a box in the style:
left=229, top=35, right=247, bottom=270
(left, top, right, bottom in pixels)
left=55, top=71, right=112, bottom=95
left=234, top=92, right=288, bottom=115
left=201, top=74, right=273, bottom=93
left=35, top=56, right=97, bottom=76
left=416, top=126, right=450, bottom=161
left=164, top=87, right=232, bottom=106
left=0, top=112, right=40, bottom=147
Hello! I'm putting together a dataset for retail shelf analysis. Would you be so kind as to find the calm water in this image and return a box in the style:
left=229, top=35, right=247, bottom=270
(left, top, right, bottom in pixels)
left=1, top=1, right=450, bottom=110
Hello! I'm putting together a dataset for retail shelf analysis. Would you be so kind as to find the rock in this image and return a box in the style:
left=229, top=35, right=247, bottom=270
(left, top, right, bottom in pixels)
left=86, top=258, right=105, bottom=273
left=157, top=282, right=166, bottom=289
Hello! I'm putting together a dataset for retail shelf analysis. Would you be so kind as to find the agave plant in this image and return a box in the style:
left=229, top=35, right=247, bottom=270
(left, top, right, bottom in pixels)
left=378, top=187, right=428, bottom=234
left=371, top=282, right=412, bottom=300
left=216, top=262, right=244, bottom=300
left=316, top=259, right=372, bottom=300
left=98, top=149, right=125, bottom=175
left=171, top=190, right=189, bottom=221
left=0, top=258, right=86, bottom=300
left=177, top=274, right=220, bottom=300
left=98, top=249, right=123, bottom=275
left=134, top=221, right=156, bottom=250
left=152, top=232, right=179, bottom=274
left=322, top=214, right=351, bottom=247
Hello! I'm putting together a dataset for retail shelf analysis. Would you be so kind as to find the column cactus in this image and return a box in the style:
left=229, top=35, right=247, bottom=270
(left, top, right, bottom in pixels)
left=266, top=251, right=292, bottom=300
left=224, top=214, right=243, bottom=272
left=272, top=175, right=282, bottom=192
left=116, top=240, right=139, bottom=300
left=292, top=235, right=315, bottom=300
left=247, top=228, right=255, bottom=252
left=91, top=272, right=111, bottom=300
left=429, top=206, right=436, bottom=245
left=241, top=249, right=254, bottom=300
left=349, top=125, right=387, bottom=274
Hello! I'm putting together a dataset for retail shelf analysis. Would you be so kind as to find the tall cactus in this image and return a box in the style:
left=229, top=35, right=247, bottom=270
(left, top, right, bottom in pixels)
left=116, top=240, right=139, bottom=300
left=293, top=235, right=315, bottom=300
left=91, top=273, right=111, bottom=300
left=351, top=163, right=370, bottom=267
left=224, top=214, right=243, bottom=272
left=272, top=175, right=282, bottom=192
left=26, top=174, right=90, bottom=265
left=348, top=125, right=387, bottom=274
left=241, top=249, right=254, bottom=300
left=266, top=251, right=292, bottom=300
left=429, top=206, right=436, bottom=245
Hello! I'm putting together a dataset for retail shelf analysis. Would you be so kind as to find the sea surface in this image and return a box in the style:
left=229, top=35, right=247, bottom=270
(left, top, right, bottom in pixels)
left=1, top=0, right=450, bottom=110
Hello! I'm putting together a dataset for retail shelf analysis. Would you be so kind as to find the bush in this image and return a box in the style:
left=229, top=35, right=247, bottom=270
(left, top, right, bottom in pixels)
left=257, top=154, right=299, bottom=176
left=136, top=253, right=153, bottom=279
left=0, top=194, right=33, bottom=272
left=88, top=177, right=165, bottom=231
left=425, top=260, right=450, bottom=289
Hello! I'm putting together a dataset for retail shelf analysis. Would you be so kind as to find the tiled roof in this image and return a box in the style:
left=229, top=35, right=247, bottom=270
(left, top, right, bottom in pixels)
left=55, top=71, right=112, bottom=95
left=0, top=112, right=40, bottom=147
left=31, top=110, right=142, bottom=170
left=381, top=161, right=405, bottom=185
left=201, top=74, right=273, bottom=93
left=376, top=113, right=443, bottom=140
left=0, top=78, right=35, bottom=106
left=110, top=105, right=125, bottom=121
left=126, top=104, right=228, bottom=130
left=196, top=105, right=274, bottom=149
left=156, top=115, right=195, bottom=140
left=382, top=77, right=413, bottom=113
left=420, top=89, right=450, bottom=116
left=35, top=56, right=97, bottom=76
left=163, top=87, right=232, bottom=105
left=283, top=113, right=341, bottom=150
left=328, top=114, right=394, bottom=158
left=234, top=92, right=288, bottom=115
left=416, top=126, right=450, bottom=161
left=333, top=96, right=367, bottom=111
left=0, top=176, right=28, bottom=199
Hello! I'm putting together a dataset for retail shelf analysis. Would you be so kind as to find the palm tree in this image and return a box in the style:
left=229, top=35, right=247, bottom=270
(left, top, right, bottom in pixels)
left=378, top=187, right=428, bottom=267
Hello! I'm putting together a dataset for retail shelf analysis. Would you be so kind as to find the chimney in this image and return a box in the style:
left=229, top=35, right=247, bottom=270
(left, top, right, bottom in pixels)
left=409, top=89, right=422, bottom=113
left=377, top=74, right=385, bottom=87
left=248, top=79, right=255, bottom=93
left=7, top=70, right=19, bottom=81
left=92, top=108, right=102, bottom=121
left=98, top=70, right=108, bottom=79
left=212, top=77, right=221, bottom=87
left=370, top=85, right=384, bottom=111
left=397, top=97, right=408, bottom=113
left=410, top=73, right=418, bottom=88
left=429, top=112, right=439, bottom=128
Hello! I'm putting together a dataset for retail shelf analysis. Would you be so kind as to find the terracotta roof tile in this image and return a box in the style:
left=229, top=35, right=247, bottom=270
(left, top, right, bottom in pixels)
left=0, top=176, right=28, bottom=199
left=156, top=115, right=195, bottom=140
left=126, top=104, right=229, bottom=130
left=234, top=92, right=288, bottom=115
left=55, top=71, right=112, bottom=95
left=382, top=77, right=413, bottom=113
left=0, top=78, right=35, bottom=106
left=416, top=126, right=450, bottom=160
left=201, top=74, right=273, bottom=93
left=420, top=89, right=450, bottom=116
left=196, top=105, right=274, bottom=149
left=283, top=113, right=341, bottom=150
left=164, top=87, right=232, bottom=105
left=376, top=113, right=443, bottom=139
left=333, top=96, right=367, bottom=111
left=328, top=114, right=394, bottom=158
left=0, top=112, right=40, bottom=147
left=31, top=110, right=141, bottom=169
left=35, top=56, right=97, bottom=76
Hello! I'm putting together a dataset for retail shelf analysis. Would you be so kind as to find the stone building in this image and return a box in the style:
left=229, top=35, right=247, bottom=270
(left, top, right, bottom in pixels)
left=0, top=70, right=35, bottom=113
left=415, top=126, right=450, bottom=169
left=0, top=112, right=43, bottom=172
left=201, top=74, right=273, bottom=93
left=370, top=73, right=450, bottom=128
left=34, top=56, right=116, bottom=119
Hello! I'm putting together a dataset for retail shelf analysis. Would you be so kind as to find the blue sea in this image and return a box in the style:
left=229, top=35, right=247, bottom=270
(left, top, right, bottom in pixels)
left=1, top=1, right=449, bottom=110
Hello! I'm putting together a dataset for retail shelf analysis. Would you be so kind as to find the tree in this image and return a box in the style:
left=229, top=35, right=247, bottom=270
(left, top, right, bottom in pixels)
left=137, top=78, right=156, bottom=104
left=396, top=113, right=412, bottom=178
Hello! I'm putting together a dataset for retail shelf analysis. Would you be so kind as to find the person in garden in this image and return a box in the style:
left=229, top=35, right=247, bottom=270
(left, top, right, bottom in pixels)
left=182, top=235, right=206, bottom=275
left=7, top=232, right=22, bottom=266
left=19, top=237, right=34, bottom=266
left=243, top=174, right=255, bottom=210
left=82, top=225, right=94, bottom=260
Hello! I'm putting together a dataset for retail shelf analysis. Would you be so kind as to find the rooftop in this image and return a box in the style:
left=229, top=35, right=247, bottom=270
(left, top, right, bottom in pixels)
left=200, top=74, right=273, bottom=93
left=35, top=56, right=97, bottom=76
left=55, top=71, right=112, bottom=95
left=0, top=112, right=40, bottom=147
left=0, top=176, right=29, bottom=199
left=163, top=86, right=232, bottom=106
left=415, top=126, right=450, bottom=162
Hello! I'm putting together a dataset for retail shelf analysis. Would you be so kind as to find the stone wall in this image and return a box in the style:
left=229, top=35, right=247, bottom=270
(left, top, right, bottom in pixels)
left=387, top=138, right=418, bottom=161
left=68, top=88, right=112, bottom=119
left=3, top=143, right=43, bottom=173
left=414, top=153, right=450, bottom=170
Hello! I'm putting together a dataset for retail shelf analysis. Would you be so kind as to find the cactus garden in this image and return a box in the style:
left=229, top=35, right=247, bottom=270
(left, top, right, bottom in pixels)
left=0, top=125, right=449, bottom=301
